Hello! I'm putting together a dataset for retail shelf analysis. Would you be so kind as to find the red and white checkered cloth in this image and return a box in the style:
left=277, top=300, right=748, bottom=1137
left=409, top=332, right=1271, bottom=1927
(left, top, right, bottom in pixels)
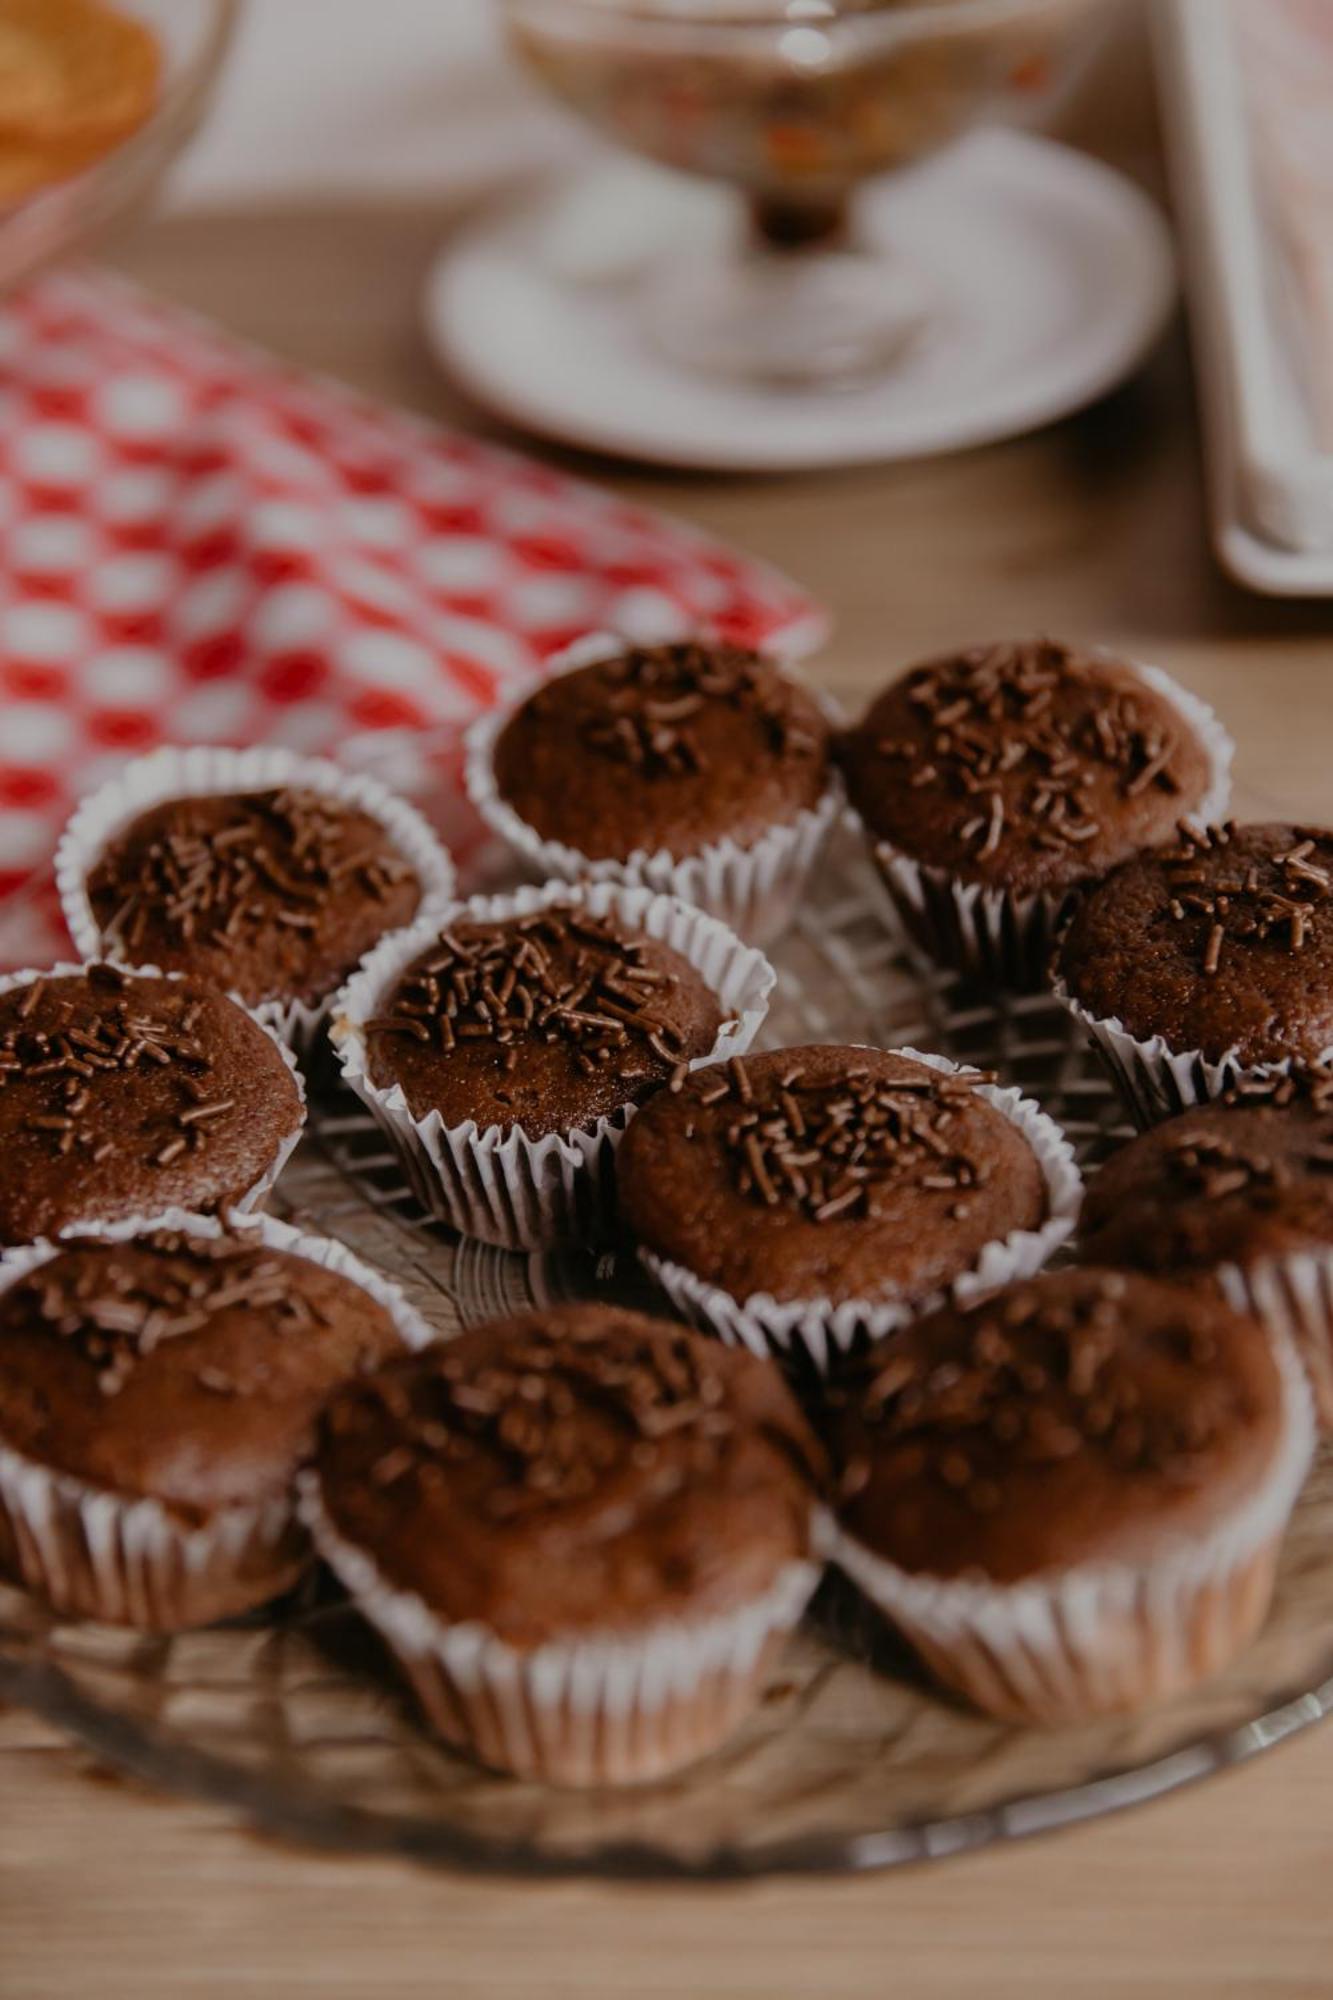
left=0, top=267, right=826, bottom=968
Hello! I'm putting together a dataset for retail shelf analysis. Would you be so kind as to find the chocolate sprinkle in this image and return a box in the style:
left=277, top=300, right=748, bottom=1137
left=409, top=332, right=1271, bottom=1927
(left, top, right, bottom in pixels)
left=369, top=908, right=694, bottom=1080
left=346, top=1314, right=744, bottom=1522
left=0, top=974, right=245, bottom=1173
left=578, top=641, right=820, bottom=779
left=6, top=1228, right=320, bottom=1399
left=1161, top=823, right=1333, bottom=973
left=678, top=1058, right=995, bottom=1225
left=93, top=787, right=413, bottom=956
left=865, top=639, right=1186, bottom=859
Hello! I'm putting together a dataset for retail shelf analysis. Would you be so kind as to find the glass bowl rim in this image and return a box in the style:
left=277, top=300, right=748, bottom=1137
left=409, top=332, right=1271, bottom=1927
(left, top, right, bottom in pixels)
left=501, top=0, right=1092, bottom=39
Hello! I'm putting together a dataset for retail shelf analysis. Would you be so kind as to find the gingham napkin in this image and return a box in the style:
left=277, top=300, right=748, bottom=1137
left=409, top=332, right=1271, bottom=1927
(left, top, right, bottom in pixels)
left=0, top=267, right=826, bottom=967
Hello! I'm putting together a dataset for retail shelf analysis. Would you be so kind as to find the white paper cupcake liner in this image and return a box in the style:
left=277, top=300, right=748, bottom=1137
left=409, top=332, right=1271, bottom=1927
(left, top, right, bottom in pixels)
left=1051, top=975, right=1333, bottom=1129
left=830, top=1329, right=1314, bottom=1724
left=851, top=658, right=1234, bottom=989
left=1218, top=1250, right=1333, bottom=1432
left=56, top=744, right=457, bottom=1057
left=638, top=1046, right=1084, bottom=1376
left=330, top=878, right=776, bottom=1253
left=301, top=1467, right=820, bottom=1786
left=0, top=959, right=306, bottom=1235
left=463, top=632, right=843, bottom=946
left=0, top=1208, right=433, bottom=1631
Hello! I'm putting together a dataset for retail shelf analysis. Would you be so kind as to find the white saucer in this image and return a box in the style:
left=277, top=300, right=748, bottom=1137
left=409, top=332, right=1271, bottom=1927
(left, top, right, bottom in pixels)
left=425, top=131, right=1176, bottom=473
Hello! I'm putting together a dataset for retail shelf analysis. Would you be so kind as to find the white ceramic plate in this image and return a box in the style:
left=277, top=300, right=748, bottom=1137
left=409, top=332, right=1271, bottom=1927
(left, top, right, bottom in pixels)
left=425, top=130, right=1176, bottom=473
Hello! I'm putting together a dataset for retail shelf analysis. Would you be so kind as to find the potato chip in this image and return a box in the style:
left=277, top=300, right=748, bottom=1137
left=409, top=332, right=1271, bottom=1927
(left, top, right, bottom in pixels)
left=0, top=133, right=107, bottom=203
left=0, top=0, right=159, bottom=157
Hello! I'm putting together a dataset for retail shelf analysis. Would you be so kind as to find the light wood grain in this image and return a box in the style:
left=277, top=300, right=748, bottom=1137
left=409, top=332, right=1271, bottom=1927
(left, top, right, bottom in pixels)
left=6, top=16, right=1333, bottom=1996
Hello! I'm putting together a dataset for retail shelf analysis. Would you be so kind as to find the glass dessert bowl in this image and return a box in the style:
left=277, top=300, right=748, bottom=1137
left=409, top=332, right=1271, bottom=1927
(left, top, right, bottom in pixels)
left=0, top=0, right=239, bottom=295
left=504, top=0, right=1113, bottom=387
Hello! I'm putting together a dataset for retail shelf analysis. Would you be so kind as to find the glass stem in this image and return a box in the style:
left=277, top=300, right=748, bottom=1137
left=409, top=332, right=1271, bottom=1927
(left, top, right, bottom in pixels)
left=747, top=190, right=851, bottom=255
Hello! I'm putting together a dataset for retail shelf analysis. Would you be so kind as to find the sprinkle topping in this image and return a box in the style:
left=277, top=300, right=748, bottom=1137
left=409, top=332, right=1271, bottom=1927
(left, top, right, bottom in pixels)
left=1223, top=1061, right=1333, bottom=1114
left=678, top=1056, right=994, bottom=1225
left=577, top=641, right=822, bottom=779
left=4, top=1229, right=333, bottom=1399
left=332, top=1313, right=746, bottom=1522
left=0, top=967, right=242, bottom=1173
left=369, top=909, right=701, bottom=1079
left=1162, top=823, right=1333, bottom=974
left=866, top=639, right=1186, bottom=861
left=92, top=787, right=414, bottom=957
left=841, top=1273, right=1255, bottom=1510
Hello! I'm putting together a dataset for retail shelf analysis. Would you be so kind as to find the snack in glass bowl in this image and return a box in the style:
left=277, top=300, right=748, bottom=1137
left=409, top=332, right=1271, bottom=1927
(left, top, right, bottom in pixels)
left=0, top=0, right=235, bottom=293
left=502, top=0, right=1111, bottom=385
left=0, top=0, right=161, bottom=202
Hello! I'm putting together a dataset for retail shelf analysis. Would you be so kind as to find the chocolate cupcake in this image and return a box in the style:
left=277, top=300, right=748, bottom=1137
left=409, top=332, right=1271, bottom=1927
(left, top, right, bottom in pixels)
left=58, top=746, right=455, bottom=1050
left=1054, top=822, right=1333, bottom=1124
left=618, top=1044, right=1081, bottom=1373
left=829, top=1268, right=1313, bottom=1723
left=1080, top=1066, right=1333, bottom=1424
left=0, top=1213, right=427, bottom=1629
left=332, top=880, right=774, bottom=1251
left=302, top=1303, right=825, bottom=1785
left=839, top=639, right=1230, bottom=986
left=465, top=634, right=840, bottom=943
left=0, top=962, right=304, bottom=1248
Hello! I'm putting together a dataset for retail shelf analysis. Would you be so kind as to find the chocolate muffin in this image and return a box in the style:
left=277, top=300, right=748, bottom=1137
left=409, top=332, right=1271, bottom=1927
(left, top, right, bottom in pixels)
left=363, top=904, right=724, bottom=1140
left=83, top=786, right=424, bottom=1011
left=829, top=1268, right=1312, bottom=1722
left=468, top=638, right=838, bottom=943
left=1055, top=823, right=1333, bottom=1120
left=489, top=640, right=831, bottom=860
left=1080, top=1066, right=1333, bottom=1424
left=0, top=964, right=303, bottom=1247
left=0, top=1221, right=416, bottom=1628
left=1081, top=1073, right=1333, bottom=1278
left=618, top=1045, right=1079, bottom=1371
left=305, top=1303, right=825, bottom=1784
left=839, top=639, right=1226, bottom=984
left=336, top=882, right=772, bottom=1253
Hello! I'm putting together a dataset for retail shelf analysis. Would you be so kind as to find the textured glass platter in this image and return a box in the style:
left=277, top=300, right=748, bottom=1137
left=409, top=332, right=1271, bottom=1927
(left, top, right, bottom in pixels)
left=2, top=841, right=1333, bottom=1879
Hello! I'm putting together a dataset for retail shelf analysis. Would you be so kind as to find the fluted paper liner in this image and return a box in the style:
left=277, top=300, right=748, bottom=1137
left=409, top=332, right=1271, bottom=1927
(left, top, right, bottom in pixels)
left=330, top=878, right=775, bottom=1253
left=830, top=1333, right=1315, bottom=1725
left=0, top=959, right=306, bottom=1228
left=464, top=633, right=843, bottom=946
left=56, top=744, right=457, bottom=1056
left=301, top=1466, right=821, bottom=1787
left=851, top=658, right=1234, bottom=989
left=638, top=1047, right=1084, bottom=1375
left=0, top=1209, right=433, bottom=1631
left=1052, top=974, right=1333, bottom=1129
left=1219, top=1252, right=1333, bottom=1433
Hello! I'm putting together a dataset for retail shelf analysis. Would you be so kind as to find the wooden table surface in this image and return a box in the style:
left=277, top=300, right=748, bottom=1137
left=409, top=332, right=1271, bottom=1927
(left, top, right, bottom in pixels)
left=5, top=26, right=1333, bottom=1998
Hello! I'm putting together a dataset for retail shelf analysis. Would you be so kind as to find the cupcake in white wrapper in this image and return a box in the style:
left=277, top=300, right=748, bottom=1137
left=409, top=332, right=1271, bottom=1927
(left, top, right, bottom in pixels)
left=464, top=633, right=842, bottom=946
left=0, top=1209, right=432, bottom=1631
left=56, top=744, right=456, bottom=1056
left=1077, top=1078, right=1333, bottom=1428
left=827, top=1269, right=1315, bottom=1725
left=839, top=642, right=1233, bottom=989
left=1052, top=822, right=1333, bottom=1128
left=0, top=960, right=305, bottom=1247
left=302, top=1302, right=826, bottom=1786
left=619, top=1044, right=1083, bottom=1377
left=330, top=879, right=775, bottom=1253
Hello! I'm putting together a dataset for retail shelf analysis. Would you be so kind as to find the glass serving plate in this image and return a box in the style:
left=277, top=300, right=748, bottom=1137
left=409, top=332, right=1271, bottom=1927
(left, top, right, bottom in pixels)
left=1, top=839, right=1332, bottom=1879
